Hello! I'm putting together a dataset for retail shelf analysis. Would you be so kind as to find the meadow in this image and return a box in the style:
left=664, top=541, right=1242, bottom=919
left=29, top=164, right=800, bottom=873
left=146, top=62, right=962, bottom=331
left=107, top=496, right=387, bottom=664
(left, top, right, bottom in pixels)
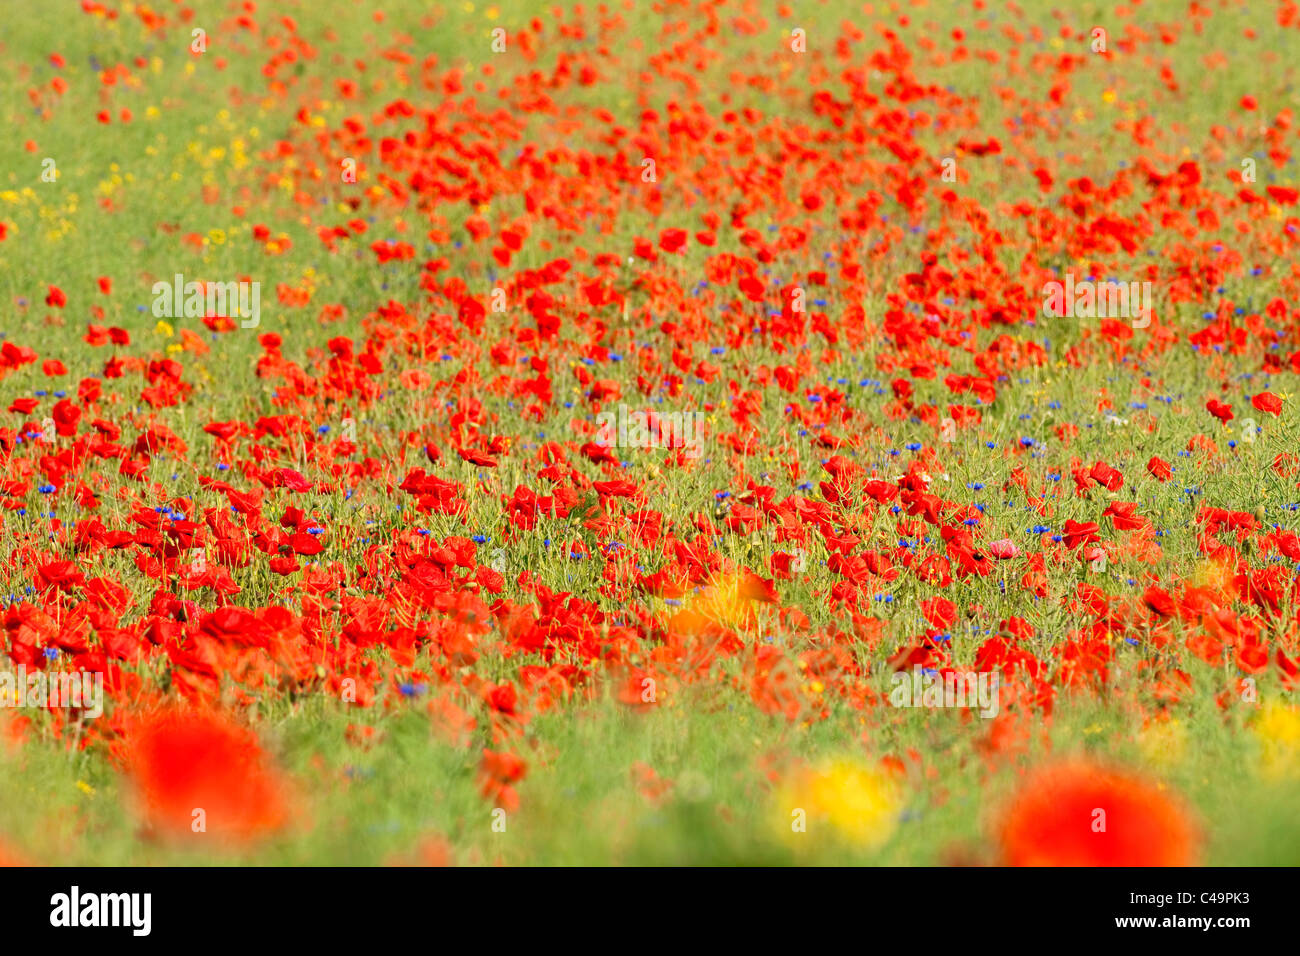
left=0, top=0, right=1299, bottom=866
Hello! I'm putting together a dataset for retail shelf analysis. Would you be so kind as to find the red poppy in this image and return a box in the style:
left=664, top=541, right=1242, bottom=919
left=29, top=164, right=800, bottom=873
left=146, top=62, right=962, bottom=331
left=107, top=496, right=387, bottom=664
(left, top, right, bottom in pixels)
left=1252, top=392, right=1283, bottom=416
left=999, top=761, right=1198, bottom=865
left=1062, top=519, right=1101, bottom=549
left=1146, top=456, right=1172, bottom=481
left=1205, top=399, right=1234, bottom=423
left=477, top=749, right=527, bottom=813
left=8, top=398, right=39, bottom=415
left=121, top=710, right=290, bottom=842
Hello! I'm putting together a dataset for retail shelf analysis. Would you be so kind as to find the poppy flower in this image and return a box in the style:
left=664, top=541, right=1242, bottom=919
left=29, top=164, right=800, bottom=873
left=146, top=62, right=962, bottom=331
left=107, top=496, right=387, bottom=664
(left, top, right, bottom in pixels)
left=8, top=398, right=39, bottom=415
left=1206, top=398, right=1234, bottom=423
left=458, top=447, right=498, bottom=467
left=988, top=539, right=1020, bottom=559
left=1252, top=392, right=1283, bottom=416
left=477, top=749, right=527, bottom=813
left=120, top=710, right=290, bottom=843
left=1102, top=501, right=1146, bottom=531
left=659, top=228, right=688, bottom=253
left=998, top=761, right=1198, bottom=865
left=399, top=368, right=431, bottom=390
left=1146, top=456, right=1172, bottom=481
left=1062, top=519, right=1101, bottom=549
left=1088, top=461, right=1124, bottom=491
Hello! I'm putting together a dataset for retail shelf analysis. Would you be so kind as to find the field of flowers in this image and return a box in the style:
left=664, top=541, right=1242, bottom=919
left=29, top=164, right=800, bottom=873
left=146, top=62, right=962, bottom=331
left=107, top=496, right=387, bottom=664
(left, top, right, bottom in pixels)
left=1, top=0, right=1299, bottom=867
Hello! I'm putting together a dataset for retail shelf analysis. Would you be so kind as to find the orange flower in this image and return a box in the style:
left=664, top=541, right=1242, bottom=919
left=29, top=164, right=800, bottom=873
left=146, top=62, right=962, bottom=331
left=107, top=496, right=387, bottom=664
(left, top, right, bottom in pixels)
left=122, top=711, right=290, bottom=843
left=998, top=761, right=1198, bottom=865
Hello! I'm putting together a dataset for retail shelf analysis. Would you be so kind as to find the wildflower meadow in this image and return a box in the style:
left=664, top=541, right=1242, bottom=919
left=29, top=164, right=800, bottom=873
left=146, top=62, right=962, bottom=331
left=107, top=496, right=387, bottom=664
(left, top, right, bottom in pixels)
left=0, top=0, right=1298, bottom=896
